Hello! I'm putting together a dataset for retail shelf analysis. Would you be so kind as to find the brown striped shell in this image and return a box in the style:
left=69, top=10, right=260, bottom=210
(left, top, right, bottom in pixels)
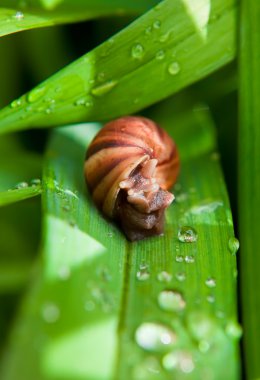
left=84, top=116, right=179, bottom=241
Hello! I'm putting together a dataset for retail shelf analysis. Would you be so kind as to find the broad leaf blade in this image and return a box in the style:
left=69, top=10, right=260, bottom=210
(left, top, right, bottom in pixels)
left=0, top=0, right=236, bottom=134
left=0, top=0, right=157, bottom=37
left=239, top=0, right=260, bottom=378
left=0, top=103, right=240, bottom=379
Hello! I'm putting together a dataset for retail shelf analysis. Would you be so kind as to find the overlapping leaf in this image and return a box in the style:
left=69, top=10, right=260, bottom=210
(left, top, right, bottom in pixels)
left=0, top=0, right=157, bottom=37
left=0, top=0, right=236, bottom=134
left=0, top=100, right=240, bottom=379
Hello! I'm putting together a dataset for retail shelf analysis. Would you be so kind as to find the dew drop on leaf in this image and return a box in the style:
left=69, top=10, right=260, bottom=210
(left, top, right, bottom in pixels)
left=41, top=302, right=60, bottom=323
left=162, top=351, right=194, bottom=373
left=145, top=26, right=152, bottom=35
left=198, top=340, right=210, bottom=353
left=155, top=50, right=165, bottom=60
left=168, top=62, right=181, bottom=75
left=206, top=295, right=215, bottom=303
left=158, top=289, right=186, bottom=312
left=13, top=11, right=24, bottom=20
left=91, top=80, right=118, bottom=97
left=153, top=20, right=161, bottom=29
left=205, top=277, right=216, bottom=288
left=175, top=272, right=186, bottom=282
left=184, top=255, right=195, bottom=263
left=228, top=237, right=240, bottom=255
left=135, top=322, right=177, bottom=352
left=157, top=271, right=172, bottom=283
left=30, top=178, right=41, bottom=187
left=225, top=321, right=243, bottom=339
left=178, top=226, right=198, bottom=243
left=175, top=255, right=184, bottom=263
left=27, top=86, right=46, bottom=103
left=14, top=181, right=28, bottom=189
left=58, top=265, right=71, bottom=280
left=131, top=43, right=144, bottom=59
left=10, top=99, right=22, bottom=108
left=136, top=268, right=150, bottom=281
left=74, top=98, right=86, bottom=106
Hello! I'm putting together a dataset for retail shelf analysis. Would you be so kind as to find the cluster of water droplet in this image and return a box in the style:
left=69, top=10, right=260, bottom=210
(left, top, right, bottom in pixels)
left=12, top=178, right=41, bottom=190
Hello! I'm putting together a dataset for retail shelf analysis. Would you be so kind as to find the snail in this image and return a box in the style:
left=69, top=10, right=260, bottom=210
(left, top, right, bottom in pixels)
left=84, top=116, right=180, bottom=241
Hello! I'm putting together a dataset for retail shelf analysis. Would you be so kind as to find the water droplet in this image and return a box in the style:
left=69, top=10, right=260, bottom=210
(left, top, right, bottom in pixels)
left=199, top=340, right=210, bottom=352
left=145, top=26, right=152, bottom=35
left=225, top=321, right=242, bottom=339
left=159, top=31, right=171, bottom=42
left=178, top=226, right=198, bottom=243
left=153, top=20, right=161, bottom=29
left=175, top=255, right=184, bottom=263
left=168, top=62, right=180, bottom=75
left=85, top=100, right=93, bottom=107
left=162, top=351, right=194, bottom=373
left=135, top=322, right=177, bottom=352
left=91, top=287, right=103, bottom=301
left=91, top=80, right=118, bottom=97
left=228, top=237, right=239, bottom=255
left=131, top=43, right=144, bottom=59
left=14, top=181, right=28, bottom=189
left=30, top=178, right=41, bottom=187
left=13, top=11, right=24, bottom=20
left=175, top=272, right=186, bottom=282
left=158, top=289, right=186, bottom=312
left=136, top=266, right=150, bottom=281
left=205, top=277, right=216, bottom=288
left=10, top=99, right=22, bottom=108
left=184, top=255, right=195, bottom=264
left=84, top=300, right=95, bottom=311
left=41, top=302, right=60, bottom=323
left=74, top=98, right=86, bottom=106
left=64, top=189, right=78, bottom=199
left=187, top=311, right=218, bottom=342
left=107, top=231, right=114, bottom=238
left=27, top=86, right=46, bottom=103
left=45, top=107, right=52, bottom=114
left=139, top=261, right=148, bottom=270
left=58, top=265, right=71, bottom=280
left=157, top=271, right=172, bottom=283
left=206, top=295, right=215, bottom=303
left=155, top=50, right=165, bottom=60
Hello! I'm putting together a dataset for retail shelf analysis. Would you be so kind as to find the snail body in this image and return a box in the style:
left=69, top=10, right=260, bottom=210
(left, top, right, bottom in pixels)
left=84, top=116, right=179, bottom=241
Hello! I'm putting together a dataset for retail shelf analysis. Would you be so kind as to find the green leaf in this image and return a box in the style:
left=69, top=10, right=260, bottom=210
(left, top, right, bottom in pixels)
left=0, top=0, right=236, bottom=134
left=0, top=0, right=157, bottom=37
left=239, top=1, right=260, bottom=379
left=0, top=186, right=42, bottom=207
left=0, top=102, right=240, bottom=379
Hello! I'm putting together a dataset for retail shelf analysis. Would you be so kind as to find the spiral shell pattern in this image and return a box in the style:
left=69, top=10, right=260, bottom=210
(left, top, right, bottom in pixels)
left=84, top=116, right=179, bottom=241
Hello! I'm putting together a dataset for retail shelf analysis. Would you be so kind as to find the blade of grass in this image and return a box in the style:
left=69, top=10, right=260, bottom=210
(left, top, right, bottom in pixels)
left=0, top=100, right=240, bottom=379
left=0, top=186, right=42, bottom=207
left=239, top=0, right=260, bottom=379
left=0, top=0, right=157, bottom=37
left=0, top=0, right=236, bottom=134
left=0, top=135, right=42, bottom=292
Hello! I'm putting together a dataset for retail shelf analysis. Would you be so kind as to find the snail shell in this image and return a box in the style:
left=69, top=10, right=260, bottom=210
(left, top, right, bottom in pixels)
left=84, top=116, right=179, bottom=241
